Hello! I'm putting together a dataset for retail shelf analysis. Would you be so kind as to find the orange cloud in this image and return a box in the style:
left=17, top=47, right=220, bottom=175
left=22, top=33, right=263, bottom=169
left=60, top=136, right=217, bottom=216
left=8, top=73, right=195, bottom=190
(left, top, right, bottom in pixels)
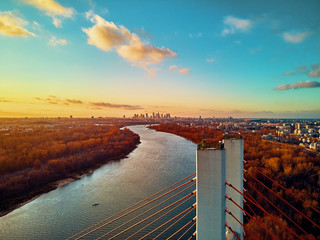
left=23, top=0, right=74, bottom=27
left=179, top=68, right=190, bottom=74
left=169, top=65, right=190, bottom=75
left=0, top=11, right=34, bottom=37
left=82, top=14, right=130, bottom=51
left=83, top=12, right=176, bottom=76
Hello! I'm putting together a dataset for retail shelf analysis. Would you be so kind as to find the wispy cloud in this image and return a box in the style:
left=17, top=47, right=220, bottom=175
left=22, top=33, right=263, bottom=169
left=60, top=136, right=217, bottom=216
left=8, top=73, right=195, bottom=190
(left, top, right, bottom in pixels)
left=48, top=36, right=67, bottom=46
left=179, top=68, right=190, bottom=74
left=35, top=96, right=82, bottom=105
left=308, top=63, right=320, bottom=77
left=0, top=98, right=11, bottom=103
left=0, top=11, right=35, bottom=37
left=89, top=102, right=142, bottom=110
left=284, top=63, right=320, bottom=78
left=66, top=99, right=82, bottom=104
left=22, top=0, right=74, bottom=28
left=282, top=31, right=311, bottom=43
left=188, top=32, right=202, bottom=38
left=284, top=72, right=295, bottom=76
left=221, top=16, right=253, bottom=36
left=206, top=58, right=215, bottom=63
left=274, top=81, right=320, bottom=90
left=83, top=12, right=176, bottom=77
left=169, top=65, right=178, bottom=71
left=169, top=65, right=190, bottom=75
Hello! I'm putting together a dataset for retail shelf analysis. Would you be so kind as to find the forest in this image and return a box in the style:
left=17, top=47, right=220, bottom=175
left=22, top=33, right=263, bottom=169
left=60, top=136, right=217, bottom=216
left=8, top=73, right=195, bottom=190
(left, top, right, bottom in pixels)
left=0, top=121, right=140, bottom=215
left=150, top=123, right=320, bottom=240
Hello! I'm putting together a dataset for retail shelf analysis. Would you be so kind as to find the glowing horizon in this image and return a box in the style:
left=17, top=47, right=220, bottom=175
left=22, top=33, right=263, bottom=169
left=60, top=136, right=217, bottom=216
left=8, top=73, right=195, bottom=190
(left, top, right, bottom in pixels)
left=1, top=0, right=320, bottom=118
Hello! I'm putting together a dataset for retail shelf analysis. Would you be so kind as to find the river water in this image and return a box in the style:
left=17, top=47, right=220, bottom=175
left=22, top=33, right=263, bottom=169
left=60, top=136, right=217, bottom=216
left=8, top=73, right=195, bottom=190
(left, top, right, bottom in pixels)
left=0, top=125, right=196, bottom=240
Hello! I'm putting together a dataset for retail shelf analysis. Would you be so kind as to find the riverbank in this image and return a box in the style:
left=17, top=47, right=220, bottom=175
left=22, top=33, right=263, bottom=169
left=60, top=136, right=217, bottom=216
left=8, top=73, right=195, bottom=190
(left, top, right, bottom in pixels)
left=0, top=149, right=139, bottom=217
left=0, top=125, right=141, bottom=217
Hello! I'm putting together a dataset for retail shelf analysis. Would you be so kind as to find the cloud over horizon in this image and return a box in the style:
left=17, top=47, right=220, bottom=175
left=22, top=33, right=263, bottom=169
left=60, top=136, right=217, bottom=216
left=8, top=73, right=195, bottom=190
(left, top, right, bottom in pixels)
left=89, top=102, right=142, bottom=110
left=23, top=0, right=74, bottom=28
left=0, top=11, right=35, bottom=37
left=83, top=13, right=176, bottom=77
left=274, top=81, right=320, bottom=90
left=35, top=96, right=83, bottom=105
left=221, top=16, right=252, bottom=36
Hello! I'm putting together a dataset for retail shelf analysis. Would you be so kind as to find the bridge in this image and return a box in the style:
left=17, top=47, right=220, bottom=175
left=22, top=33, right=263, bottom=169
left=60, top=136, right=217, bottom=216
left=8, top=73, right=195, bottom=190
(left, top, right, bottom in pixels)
left=68, top=138, right=320, bottom=239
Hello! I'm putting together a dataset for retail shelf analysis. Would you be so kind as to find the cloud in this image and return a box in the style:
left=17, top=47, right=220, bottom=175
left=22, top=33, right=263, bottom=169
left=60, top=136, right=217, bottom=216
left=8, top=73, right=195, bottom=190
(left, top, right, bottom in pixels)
left=0, top=11, right=35, bottom=37
left=169, top=65, right=178, bottom=71
left=52, top=17, right=62, bottom=28
left=284, top=72, right=295, bottom=76
left=168, top=65, right=190, bottom=74
left=82, top=14, right=130, bottom=51
left=308, top=63, right=320, bottom=77
left=66, top=99, right=82, bottom=104
left=179, top=68, right=190, bottom=74
left=0, top=98, right=11, bottom=103
left=274, top=81, right=320, bottom=90
left=90, top=102, right=142, bottom=110
left=284, top=63, right=320, bottom=77
left=35, top=96, right=82, bottom=105
left=83, top=13, right=176, bottom=76
left=221, top=16, right=252, bottom=36
left=282, top=31, right=310, bottom=43
left=48, top=36, right=67, bottom=46
left=188, top=32, right=202, bottom=38
left=23, top=0, right=74, bottom=27
left=135, top=27, right=153, bottom=39
left=206, top=58, right=215, bottom=63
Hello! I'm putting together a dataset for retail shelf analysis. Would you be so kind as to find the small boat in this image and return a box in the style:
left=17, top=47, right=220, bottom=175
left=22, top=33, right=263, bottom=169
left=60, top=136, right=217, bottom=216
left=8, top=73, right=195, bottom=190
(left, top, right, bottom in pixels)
left=92, top=203, right=99, bottom=206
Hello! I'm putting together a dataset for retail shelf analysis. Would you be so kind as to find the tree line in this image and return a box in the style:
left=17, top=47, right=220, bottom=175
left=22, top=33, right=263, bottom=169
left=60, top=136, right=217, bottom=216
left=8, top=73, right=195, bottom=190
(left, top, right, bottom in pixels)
left=0, top=125, right=140, bottom=214
left=150, top=123, right=320, bottom=240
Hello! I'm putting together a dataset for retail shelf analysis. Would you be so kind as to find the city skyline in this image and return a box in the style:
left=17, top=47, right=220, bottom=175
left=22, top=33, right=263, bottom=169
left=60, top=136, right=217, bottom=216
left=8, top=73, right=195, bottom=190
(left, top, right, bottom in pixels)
left=1, top=0, right=320, bottom=118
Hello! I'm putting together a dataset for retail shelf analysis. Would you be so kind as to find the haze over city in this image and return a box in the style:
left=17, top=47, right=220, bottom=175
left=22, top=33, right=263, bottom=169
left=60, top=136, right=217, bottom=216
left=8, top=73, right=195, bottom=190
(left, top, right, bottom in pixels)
left=1, top=0, right=320, bottom=118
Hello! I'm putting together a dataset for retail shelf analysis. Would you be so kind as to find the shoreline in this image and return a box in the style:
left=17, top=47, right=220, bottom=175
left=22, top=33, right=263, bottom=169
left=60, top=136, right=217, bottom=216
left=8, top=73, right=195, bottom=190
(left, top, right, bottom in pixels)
left=0, top=154, right=135, bottom=217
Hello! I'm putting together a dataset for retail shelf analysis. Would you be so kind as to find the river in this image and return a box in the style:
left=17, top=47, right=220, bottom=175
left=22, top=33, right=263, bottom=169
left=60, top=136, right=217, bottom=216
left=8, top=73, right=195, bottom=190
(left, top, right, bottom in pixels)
left=0, top=125, right=196, bottom=239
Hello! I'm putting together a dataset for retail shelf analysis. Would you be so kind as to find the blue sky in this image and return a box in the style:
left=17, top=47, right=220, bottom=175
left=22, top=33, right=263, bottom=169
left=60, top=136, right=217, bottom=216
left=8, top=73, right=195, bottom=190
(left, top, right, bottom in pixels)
left=0, top=0, right=319, bottom=118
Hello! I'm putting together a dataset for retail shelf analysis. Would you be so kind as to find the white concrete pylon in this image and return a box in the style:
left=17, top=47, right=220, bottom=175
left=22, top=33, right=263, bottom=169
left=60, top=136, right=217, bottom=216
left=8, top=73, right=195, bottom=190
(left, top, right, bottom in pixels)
left=196, top=147, right=226, bottom=240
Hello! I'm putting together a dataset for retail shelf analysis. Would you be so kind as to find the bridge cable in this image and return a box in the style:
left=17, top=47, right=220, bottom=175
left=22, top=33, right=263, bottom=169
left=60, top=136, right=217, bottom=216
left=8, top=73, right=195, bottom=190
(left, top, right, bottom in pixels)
left=246, top=172, right=320, bottom=230
left=68, top=172, right=195, bottom=240
left=227, top=182, right=304, bottom=240
left=148, top=205, right=195, bottom=240
left=246, top=181, right=308, bottom=235
left=177, top=221, right=196, bottom=240
left=166, top=218, right=195, bottom=240
left=226, top=194, right=280, bottom=240
left=256, top=168, right=320, bottom=215
left=74, top=176, right=196, bottom=239
left=225, top=207, right=248, bottom=235
left=124, top=192, right=195, bottom=240
left=105, top=193, right=196, bottom=240
left=100, top=183, right=196, bottom=239
left=225, top=222, right=241, bottom=240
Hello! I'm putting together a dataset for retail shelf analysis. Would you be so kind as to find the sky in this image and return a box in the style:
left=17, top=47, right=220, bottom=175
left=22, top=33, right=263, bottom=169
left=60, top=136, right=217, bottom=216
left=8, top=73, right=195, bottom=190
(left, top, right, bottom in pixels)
left=0, top=0, right=320, bottom=118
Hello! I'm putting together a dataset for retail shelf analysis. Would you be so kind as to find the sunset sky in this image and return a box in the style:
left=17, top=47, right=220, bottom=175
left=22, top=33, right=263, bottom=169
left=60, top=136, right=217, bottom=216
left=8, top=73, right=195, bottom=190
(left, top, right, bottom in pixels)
left=1, top=0, right=320, bottom=118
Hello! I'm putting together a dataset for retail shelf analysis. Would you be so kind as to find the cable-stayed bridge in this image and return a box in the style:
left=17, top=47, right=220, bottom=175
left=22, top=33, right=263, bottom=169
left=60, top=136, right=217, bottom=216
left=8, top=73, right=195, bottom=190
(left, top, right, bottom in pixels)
left=68, top=138, right=320, bottom=240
